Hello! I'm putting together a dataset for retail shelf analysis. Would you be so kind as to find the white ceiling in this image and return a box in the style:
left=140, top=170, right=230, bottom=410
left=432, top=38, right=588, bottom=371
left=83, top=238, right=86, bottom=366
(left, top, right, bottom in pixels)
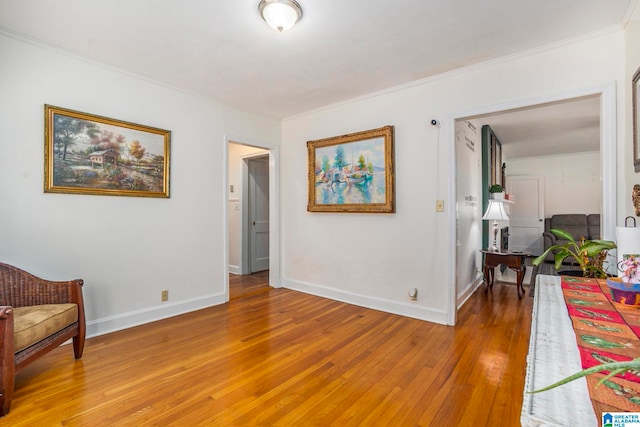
left=476, top=96, right=601, bottom=158
left=0, top=0, right=637, bottom=157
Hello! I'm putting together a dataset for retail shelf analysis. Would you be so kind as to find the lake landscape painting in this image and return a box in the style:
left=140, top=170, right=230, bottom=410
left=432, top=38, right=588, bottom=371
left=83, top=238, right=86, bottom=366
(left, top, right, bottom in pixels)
left=44, top=105, right=170, bottom=198
left=307, top=125, right=394, bottom=213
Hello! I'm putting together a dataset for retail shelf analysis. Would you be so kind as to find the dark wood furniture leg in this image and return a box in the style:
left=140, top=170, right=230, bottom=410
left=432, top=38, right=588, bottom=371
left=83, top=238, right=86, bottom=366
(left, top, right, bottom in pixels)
left=484, top=263, right=494, bottom=294
left=481, top=251, right=527, bottom=299
left=513, top=261, right=525, bottom=299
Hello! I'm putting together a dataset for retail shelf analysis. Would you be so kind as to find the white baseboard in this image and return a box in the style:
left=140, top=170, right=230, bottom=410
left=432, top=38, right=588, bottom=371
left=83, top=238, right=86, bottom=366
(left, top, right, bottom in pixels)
left=457, top=273, right=483, bottom=309
left=282, top=278, right=448, bottom=325
left=229, top=265, right=241, bottom=275
left=86, top=292, right=227, bottom=338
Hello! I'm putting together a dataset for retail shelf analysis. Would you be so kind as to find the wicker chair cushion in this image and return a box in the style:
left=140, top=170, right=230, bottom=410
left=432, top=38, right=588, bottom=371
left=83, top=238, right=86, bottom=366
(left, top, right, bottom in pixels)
left=13, top=304, right=78, bottom=352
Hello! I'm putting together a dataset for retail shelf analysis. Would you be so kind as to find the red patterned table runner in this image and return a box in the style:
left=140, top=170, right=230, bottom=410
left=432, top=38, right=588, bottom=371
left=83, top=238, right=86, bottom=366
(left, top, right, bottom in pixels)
left=561, top=276, right=640, bottom=416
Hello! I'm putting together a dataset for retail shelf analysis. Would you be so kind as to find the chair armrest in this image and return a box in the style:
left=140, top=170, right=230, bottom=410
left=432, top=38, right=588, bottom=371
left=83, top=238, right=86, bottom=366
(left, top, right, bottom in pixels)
left=542, top=232, right=556, bottom=249
left=0, top=306, right=14, bottom=355
left=0, top=306, right=14, bottom=333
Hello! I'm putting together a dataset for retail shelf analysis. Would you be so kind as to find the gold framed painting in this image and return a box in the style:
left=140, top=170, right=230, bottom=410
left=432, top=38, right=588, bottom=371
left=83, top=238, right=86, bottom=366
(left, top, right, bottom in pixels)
left=44, top=105, right=171, bottom=198
left=307, top=125, right=395, bottom=213
left=634, top=66, right=640, bottom=173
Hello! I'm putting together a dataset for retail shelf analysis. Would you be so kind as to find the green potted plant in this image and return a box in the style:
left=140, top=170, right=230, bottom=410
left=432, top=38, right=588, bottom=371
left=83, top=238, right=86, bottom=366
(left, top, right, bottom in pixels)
left=532, top=228, right=616, bottom=278
left=488, top=184, right=504, bottom=200
left=531, top=357, right=640, bottom=394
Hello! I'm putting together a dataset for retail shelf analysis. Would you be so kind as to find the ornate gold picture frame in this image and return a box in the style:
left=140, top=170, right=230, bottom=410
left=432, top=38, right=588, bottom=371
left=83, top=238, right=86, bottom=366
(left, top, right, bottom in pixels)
left=44, top=105, right=170, bottom=198
left=634, top=66, right=640, bottom=173
left=307, top=125, right=395, bottom=213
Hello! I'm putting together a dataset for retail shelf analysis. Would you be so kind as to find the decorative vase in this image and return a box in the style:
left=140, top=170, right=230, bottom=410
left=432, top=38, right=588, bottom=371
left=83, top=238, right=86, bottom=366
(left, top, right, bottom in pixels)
left=489, top=192, right=505, bottom=201
left=607, top=277, right=640, bottom=305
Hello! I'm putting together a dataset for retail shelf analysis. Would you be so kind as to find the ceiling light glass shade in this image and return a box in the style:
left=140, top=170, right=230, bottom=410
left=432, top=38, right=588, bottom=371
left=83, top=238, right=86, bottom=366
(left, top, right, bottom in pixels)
left=258, top=0, right=302, bottom=32
left=482, top=200, right=510, bottom=221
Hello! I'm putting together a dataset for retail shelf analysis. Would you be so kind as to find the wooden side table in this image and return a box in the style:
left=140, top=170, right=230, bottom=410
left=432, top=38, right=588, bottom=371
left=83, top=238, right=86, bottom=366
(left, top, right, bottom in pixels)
left=480, top=249, right=534, bottom=299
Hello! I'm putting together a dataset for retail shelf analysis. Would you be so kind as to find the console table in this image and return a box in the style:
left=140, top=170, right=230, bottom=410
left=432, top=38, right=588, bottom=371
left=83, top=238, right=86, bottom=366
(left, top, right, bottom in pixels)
left=480, top=249, right=534, bottom=299
left=521, top=275, right=597, bottom=426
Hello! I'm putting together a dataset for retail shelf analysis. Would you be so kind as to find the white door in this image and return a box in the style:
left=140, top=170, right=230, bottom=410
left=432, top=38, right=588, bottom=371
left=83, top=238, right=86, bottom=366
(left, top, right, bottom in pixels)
left=506, top=175, right=545, bottom=255
left=249, top=156, right=269, bottom=273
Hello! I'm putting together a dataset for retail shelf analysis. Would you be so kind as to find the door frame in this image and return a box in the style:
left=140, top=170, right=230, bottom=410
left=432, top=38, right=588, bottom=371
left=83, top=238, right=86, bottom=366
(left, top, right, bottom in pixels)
left=223, top=135, right=281, bottom=303
left=448, top=82, right=617, bottom=325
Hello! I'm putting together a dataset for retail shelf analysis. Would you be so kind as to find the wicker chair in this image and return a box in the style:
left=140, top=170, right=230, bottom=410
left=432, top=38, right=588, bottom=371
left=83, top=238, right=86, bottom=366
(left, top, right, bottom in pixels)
left=0, top=262, right=85, bottom=416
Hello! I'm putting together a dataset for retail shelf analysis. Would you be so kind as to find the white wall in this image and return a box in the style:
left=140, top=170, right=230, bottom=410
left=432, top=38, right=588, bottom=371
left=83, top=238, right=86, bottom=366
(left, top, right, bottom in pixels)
left=508, top=152, right=601, bottom=216
left=281, top=29, right=625, bottom=325
left=227, top=143, right=268, bottom=273
left=455, top=120, right=483, bottom=304
left=2, top=24, right=635, bottom=332
left=0, top=32, right=281, bottom=336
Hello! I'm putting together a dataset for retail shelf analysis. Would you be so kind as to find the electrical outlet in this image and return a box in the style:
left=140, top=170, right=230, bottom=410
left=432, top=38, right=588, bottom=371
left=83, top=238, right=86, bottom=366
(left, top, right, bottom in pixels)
left=161, top=290, right=169, bottom=302
left=436, top=200, right=444, bottom=212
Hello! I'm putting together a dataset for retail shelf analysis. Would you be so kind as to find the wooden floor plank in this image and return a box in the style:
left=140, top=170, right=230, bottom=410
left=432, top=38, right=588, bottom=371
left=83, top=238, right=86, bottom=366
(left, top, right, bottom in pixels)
left=3, top=280, right=533, bottom=426
left=229, top=270, right=270, bottom=300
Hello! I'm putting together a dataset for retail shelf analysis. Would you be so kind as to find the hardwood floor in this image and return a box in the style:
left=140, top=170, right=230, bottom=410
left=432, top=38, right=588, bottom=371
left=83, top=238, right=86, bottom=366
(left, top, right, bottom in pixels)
left=229, top=270, right=270, bottom=300
left=5, top=281, right=532, bottom=426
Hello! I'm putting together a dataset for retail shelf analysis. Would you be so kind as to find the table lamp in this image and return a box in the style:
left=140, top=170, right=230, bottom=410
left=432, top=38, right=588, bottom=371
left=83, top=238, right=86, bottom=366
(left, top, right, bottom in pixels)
left=482, top=200, right=510, bottom=251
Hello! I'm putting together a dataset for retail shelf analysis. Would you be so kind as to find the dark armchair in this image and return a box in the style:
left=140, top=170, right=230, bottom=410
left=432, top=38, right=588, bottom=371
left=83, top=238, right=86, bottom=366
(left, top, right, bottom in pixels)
left=542, top=214, right=601, bottom=264
left=0, top=262, right=85, bottom=416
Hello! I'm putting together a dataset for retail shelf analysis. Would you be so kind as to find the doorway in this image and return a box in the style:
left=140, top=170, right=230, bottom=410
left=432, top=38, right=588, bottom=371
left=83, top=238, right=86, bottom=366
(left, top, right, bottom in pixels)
left=450, top=84, right=616, bottom=324
left=226, top=140, right=278, bottom=301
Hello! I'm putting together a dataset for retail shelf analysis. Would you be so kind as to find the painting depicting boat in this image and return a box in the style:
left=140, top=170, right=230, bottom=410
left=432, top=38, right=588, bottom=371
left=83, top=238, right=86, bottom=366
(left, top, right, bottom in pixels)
left=313, top=138, right=385, bottom=205
left=346, top=173, right=372, bottom=185
left=307, top=125, right=394, bottom=213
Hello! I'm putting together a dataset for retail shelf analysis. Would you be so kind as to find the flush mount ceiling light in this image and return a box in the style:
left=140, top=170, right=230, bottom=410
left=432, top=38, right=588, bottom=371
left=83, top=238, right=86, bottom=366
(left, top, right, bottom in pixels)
left=258, top=0, right=303, bottom=32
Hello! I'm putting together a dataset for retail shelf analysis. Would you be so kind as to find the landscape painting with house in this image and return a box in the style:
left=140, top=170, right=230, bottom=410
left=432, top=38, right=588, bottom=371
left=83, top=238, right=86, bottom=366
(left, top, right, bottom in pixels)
left=48, top=109, right=169, bottom=196
left=314, top=137, right=386, bottom=205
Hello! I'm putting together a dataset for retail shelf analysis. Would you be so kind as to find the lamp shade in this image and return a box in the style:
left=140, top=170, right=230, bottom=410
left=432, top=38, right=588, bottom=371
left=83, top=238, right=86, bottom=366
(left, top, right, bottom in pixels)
left=482, top=200, right=510, bottom=221
left=259, top=0, right=303, bottom=32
